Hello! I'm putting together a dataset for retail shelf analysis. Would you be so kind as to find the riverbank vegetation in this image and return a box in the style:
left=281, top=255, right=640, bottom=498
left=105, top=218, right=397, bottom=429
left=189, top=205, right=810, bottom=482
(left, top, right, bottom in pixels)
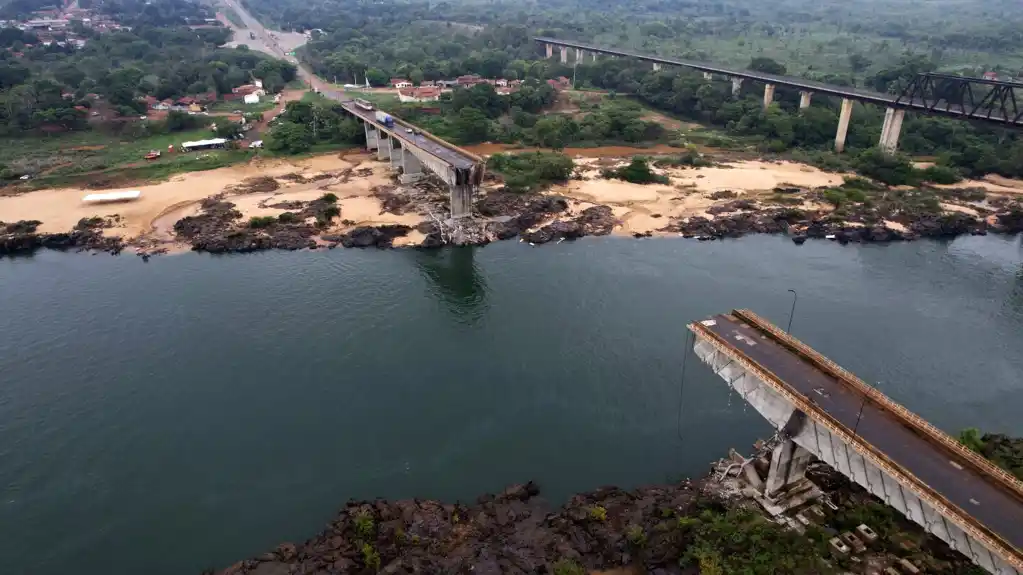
left=264, top=100, right=365, bottom=154
left=485, top=151, right=574, bottom=192
left=959, top=429, right=1023, bottom=481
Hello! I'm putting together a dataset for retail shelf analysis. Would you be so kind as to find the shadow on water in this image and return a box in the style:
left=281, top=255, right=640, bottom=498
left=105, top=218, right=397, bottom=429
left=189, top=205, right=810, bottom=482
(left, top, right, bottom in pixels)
left=411, top=246, right=489, bottom=323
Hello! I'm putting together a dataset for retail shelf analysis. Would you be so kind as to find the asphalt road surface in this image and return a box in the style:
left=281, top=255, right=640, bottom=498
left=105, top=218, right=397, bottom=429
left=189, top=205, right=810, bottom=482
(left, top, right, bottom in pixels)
left=700, top=313, right=1023, bottom=554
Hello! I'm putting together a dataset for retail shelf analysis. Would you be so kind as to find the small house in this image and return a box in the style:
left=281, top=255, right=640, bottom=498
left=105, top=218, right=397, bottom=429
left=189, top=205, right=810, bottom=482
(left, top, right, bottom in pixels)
left=390, top=78, right=412, bottom=89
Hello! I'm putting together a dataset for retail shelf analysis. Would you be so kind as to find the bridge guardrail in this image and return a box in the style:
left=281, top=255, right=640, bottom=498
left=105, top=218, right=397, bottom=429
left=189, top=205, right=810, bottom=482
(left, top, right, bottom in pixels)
left=688, top=318, right=1023, bottom=570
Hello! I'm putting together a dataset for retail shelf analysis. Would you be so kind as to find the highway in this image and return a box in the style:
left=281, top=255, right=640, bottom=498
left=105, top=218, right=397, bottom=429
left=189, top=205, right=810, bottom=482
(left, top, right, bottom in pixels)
left=535, top=37, right=1023, bottom=127
left=696, top=312, right=1023, bottom=559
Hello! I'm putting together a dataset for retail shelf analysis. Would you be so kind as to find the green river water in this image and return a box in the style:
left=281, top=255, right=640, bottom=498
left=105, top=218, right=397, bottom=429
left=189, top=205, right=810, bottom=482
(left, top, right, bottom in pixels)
left=1, top=235, right=1021, bottom=574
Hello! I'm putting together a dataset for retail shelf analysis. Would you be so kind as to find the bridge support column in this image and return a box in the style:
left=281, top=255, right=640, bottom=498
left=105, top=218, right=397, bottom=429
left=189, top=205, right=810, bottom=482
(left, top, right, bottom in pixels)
left=364, top=122, right=379, bottom=150
left=763, top=83, right=776, bottom=109
left=576, top=48, right=584, bottom=62
left=652, top=62, right=661, bottom=71
left=592, top=51, right=598, bottom=62
left=390, top=141, right=403, bottom=169
left=731, top=77, right=743, bottom=97
left=703, top=72, right=713, bottom=81
left=400, top=148, right=423, bottom=184
left=545, top=43, right=553, bottom=59
left=834, top=98, right=853, bottom=153
left=878, top=107, right=905, bottom=155
left=449, top=184, right=474, bottom=219
left=799, top=91, right=813, bottom=110
left=377, top=133, right=391, bottom=161
left=559, top=46, right=568, bottom=64
left=764, top=439, right=815, bottom=499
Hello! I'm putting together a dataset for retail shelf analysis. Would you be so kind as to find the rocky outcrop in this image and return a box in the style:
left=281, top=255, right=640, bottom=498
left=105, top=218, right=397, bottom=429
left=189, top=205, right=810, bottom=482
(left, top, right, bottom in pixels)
left=521, top=205, right=617, bottom=245
left=0, top=217, right=124, bottom=256
left=211, top=480, right=708, bottom=575
left=332, top=225, right=411, bottom=248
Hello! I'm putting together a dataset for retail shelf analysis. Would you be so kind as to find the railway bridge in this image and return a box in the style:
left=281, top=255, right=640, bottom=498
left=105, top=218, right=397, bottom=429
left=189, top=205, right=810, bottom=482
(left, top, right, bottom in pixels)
left=535, top=37, right=1023, bottom=155
left=689, top=310, right=1023, bottom=575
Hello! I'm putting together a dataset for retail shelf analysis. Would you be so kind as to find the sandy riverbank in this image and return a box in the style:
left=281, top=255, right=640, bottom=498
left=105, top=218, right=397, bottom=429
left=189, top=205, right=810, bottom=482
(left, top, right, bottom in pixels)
left=2, top=148, right=1022, bottom=255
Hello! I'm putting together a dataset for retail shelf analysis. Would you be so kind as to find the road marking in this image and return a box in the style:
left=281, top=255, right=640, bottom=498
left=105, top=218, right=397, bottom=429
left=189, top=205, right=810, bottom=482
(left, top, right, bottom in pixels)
left=970, top=498, right=981, bottom=506
left=949, top=460, right=964, bottom=470
left=734, top=334, right=758, bottom=346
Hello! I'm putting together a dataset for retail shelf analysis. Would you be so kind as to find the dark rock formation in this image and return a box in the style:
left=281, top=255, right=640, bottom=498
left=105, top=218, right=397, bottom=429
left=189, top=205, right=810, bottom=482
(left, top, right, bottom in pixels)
left=211, top=480, right=707, bottom=575
left=1, top=217, right=124, bottom=256
left=337, top=225, right=411, bottom=248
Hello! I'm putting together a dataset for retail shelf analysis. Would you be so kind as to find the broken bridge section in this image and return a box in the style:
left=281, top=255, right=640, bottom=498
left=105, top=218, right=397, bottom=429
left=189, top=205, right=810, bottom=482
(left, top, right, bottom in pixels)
left=688, top=310, right=1023, bottom=575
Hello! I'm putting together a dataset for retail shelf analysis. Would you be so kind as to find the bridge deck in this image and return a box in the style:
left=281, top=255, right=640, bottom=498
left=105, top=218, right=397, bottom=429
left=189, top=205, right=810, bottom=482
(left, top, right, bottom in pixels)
left=339, top=102, right=478, bottom=170
left=697, top=312, right=1023, bottom=555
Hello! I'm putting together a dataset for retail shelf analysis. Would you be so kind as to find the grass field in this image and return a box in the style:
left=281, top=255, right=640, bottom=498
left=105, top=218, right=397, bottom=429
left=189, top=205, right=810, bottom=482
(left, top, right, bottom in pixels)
left=0, top=128, right=253, bottom=190
left=207, top=100, right=277, bottom=114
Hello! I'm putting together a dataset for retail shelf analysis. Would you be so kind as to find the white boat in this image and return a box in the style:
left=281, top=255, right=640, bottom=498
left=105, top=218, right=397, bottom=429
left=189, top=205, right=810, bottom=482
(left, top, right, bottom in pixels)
left=82, top=191, right=142, bottom=204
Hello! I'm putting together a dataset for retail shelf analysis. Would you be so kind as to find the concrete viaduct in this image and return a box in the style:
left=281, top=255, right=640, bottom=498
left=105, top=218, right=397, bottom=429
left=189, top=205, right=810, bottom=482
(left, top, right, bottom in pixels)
left=316, top=90, right=485, bottom=219
left=689, top=310, right=1023, bottom=575
left=536, top=37, right=1023, bottom=155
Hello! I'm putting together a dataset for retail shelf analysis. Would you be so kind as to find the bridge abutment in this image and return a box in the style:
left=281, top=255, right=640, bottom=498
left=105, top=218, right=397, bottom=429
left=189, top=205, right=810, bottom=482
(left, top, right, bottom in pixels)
left=835, top=98, right=854, bottom=153
left=879, top=107, right=905, bottom=155
left=799, top=91, right=813, bottom=110
left=449, top=184, right=473, bottom=219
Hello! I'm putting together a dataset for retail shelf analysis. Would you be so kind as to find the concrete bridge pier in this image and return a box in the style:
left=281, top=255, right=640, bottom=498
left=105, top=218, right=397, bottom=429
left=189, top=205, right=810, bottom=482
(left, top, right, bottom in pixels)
left=703, top=72, right=713, bottom=81
left=545, top=43, right=553, bottom=59
left=449, top=184, right=474, bottom=219
left=763, top=83, right=776, bottom=109
left=364, top=123, right=379, bottom=150
left=400, top=148, right=423, bottom=184
left=652, top=62, right=661, bottom=71
left=389, top=140, right=403, bottom=169
left=559, top=46, right=568, bottom=64
left=799, top=91, right=813, bottom=110
left=592, top=51, right=598, bottom=62
left=879, top=107, right=905, bottom=155
left=731, top=77, right=743, bottom=97
left=575, top=48, right=584, bottom=62
left=377, top=133, right=391, bottom=161
left=834, top=98, right=854, bottom=153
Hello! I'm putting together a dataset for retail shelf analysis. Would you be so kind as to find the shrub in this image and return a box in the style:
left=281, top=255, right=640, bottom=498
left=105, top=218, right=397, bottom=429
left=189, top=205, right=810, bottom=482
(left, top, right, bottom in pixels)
left=277, top=212, right=301, bottom=223
left=361, top=542, right=380, bottom=571
left=248, top=216, right=276, bottom=228
left=653, top=148, right=712, bottom=169
left=354, top=511, right=375, bottom=540
left=588, top=505, right=607, bottom=521
left=320, top=192, right=338, bottom=203
left=602, top=157, right=670, bottom=185
left=626, top=524, right=646, bottom=547
left=487, top=151, right=574, bottom=193
left=551, top=559, right=585, bottom=575
left=854, top=147, right=918, bottom=186
left=920, top=165, right=962, bottom=184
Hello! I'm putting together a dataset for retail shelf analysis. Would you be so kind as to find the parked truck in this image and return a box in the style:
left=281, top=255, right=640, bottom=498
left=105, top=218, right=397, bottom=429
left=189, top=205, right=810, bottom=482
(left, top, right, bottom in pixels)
left=375, top=110, right=394, bottom=128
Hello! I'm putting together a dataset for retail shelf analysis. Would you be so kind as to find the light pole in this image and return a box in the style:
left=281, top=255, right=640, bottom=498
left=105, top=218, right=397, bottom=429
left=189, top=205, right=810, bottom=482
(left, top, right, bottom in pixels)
left=786, top=289, right=798, bottom=333
left=852, top=382, right=880, bottom=439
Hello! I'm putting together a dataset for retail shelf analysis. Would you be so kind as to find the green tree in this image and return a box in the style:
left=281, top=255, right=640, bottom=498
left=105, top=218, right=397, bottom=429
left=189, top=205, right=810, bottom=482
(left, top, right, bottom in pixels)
left=453, top=106, right=490, bottom=144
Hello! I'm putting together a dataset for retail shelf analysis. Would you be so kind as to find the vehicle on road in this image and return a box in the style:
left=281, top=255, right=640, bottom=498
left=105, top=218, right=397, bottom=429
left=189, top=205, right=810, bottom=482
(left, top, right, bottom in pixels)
left=354, top=98, right=373, bottom=111
left=375, top=111, right=394, bottom=127
left=249, top=140, right=263, bottom=149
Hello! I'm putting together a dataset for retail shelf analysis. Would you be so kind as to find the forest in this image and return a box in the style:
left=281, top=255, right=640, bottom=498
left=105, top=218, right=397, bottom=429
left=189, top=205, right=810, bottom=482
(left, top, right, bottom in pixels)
left=0, top=0, right=295, bottom=133
left=234, top=0, right=1023, bottom=178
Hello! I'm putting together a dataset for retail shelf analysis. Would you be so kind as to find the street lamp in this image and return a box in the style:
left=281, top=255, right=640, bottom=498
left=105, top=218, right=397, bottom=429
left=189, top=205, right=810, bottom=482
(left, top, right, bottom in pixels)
left=786, top=289, right=798, bottom=333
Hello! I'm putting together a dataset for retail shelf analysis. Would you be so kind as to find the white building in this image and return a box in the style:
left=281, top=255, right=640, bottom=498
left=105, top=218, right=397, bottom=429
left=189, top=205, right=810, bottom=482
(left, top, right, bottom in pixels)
left=243, top=93, right=260, bottom=104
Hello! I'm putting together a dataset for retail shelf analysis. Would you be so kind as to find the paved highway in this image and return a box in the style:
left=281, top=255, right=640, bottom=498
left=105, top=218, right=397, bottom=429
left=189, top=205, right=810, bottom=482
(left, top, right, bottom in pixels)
left=535, top=37, right=1023, bottom=126
left=699, top=313, right=1023, bottom=555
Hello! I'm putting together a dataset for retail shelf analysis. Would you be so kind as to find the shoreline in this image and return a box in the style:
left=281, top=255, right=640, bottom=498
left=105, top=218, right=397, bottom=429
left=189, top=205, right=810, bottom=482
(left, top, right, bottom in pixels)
left=2, top=151, right=1022, bottom=258
left=208, top=442, right=984, bottom=575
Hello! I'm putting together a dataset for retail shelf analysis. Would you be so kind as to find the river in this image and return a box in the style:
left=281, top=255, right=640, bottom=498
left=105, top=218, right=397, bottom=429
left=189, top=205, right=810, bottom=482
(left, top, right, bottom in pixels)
left=1, top=235, right=1021, bottom=575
